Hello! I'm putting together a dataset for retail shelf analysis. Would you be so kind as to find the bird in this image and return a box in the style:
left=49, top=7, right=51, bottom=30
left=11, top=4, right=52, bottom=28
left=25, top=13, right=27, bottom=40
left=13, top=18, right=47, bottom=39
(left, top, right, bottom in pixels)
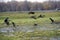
left=34, top=23, right=38, bottom=26
left=11, top=22, right=16, bottom=27
left=28, top=12, right=35, bottom=14
left=30, top=16, right=37, bottom=19
left=49, top=18, right=54, bottom=23
left=4, top=17, right=10, bottom=26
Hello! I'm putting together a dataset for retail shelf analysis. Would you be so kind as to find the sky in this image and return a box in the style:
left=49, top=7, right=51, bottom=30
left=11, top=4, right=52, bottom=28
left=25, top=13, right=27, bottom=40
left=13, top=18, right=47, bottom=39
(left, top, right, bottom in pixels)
left=0, top=0, right=47, bottom=2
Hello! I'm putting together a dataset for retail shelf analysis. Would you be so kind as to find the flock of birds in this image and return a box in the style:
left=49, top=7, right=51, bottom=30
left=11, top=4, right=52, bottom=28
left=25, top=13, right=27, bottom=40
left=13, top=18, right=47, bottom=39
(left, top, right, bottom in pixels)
left=4, top=17, right=16, bottom=27
left=28, top=12, right=59, bottom=25
left=4, top=12, right=59, bottom=28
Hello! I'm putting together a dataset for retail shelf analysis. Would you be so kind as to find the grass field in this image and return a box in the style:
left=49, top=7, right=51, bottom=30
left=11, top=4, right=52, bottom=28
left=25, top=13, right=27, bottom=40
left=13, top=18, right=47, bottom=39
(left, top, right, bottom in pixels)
left=0, top=11, right=60, bottom=40
left=0, top=11, right=60, bottom=25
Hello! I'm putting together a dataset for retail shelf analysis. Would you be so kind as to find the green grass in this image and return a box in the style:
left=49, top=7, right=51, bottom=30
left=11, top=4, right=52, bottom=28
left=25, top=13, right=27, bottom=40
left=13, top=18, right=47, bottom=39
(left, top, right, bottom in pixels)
left=0, top=11, right=60, bottom=26
left=0, top=30, right=60, bottom=40
left=0, top=11, right=60, bottom=40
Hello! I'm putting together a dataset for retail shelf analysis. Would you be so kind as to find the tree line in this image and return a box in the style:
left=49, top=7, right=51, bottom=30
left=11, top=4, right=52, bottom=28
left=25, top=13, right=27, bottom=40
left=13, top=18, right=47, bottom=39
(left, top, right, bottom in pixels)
left=0, top=1, right=60, bottom=12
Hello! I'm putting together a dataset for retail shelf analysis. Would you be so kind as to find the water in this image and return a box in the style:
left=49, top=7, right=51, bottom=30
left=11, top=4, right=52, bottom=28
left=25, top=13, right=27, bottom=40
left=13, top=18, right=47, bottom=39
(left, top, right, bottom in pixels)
left=30, top=37, right=60, bottom=40
left=0, top=24, right=60, bottom=32
left=0, top=27, right=14, bottom=32
left=0, top=24, right=60, bottom=40
left=0, top=25, right=57, bottom=33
